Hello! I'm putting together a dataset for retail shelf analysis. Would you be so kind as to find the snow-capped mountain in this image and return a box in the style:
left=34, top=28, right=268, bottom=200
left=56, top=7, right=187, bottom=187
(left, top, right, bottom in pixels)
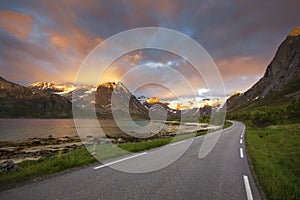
left=25, top=80, right=220, bottom=119
left=28, top=82, right=76, bottom=94
left=62, top=85, right=97, bottom=111
left=95, top=82, right=149, bottom=118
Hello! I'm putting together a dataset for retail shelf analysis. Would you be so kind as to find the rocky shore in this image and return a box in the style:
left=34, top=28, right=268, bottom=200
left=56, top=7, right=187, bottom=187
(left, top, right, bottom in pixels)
left=0, top=135, right=84, bottom=165
left=0, top=122, right=217, bottom=166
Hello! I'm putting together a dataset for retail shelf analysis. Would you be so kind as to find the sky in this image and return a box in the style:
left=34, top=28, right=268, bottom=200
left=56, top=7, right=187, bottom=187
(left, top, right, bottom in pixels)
left=0, top=0, right=300, bottom=99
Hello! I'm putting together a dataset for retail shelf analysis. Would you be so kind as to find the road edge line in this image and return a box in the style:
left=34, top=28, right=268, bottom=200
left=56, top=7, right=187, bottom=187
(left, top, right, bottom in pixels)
left=243, top=175, right=254, bottom=200
left=240, top=148, right=244, bottom=158
left=94, top=152, right=148, bottom=170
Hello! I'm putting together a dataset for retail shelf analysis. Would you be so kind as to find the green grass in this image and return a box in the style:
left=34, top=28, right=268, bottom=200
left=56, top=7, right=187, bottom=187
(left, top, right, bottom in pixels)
left=0, top=121, right=232, bottom=190
left=246, top=122, right=300, bottom=199
left=0, top=148, right=97, bottom=190
left=223, top=120, right=233, bottom=129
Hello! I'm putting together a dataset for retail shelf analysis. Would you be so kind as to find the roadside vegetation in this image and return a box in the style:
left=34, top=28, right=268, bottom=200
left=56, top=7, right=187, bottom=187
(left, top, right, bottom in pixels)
left=246, top=123, right=300, bottom=200
left=228, top=99, right=300, bottom=127
left=0, top=121, right=232, bottom=190
left=229, top=99, right=300, bottom=199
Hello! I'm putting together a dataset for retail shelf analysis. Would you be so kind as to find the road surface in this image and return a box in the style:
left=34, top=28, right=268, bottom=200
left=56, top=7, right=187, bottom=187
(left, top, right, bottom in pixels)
left=0, top=121, right=261, bottom=200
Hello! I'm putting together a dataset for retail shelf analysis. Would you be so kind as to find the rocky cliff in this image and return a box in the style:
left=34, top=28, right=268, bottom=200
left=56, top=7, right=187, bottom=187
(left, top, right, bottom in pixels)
left=227, top=26, right=300, bottom=111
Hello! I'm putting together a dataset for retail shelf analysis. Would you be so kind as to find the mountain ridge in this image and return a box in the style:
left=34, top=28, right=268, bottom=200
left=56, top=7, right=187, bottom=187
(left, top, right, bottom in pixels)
left=28, top=81, right=76, bottom=94
left=227, top=26, right=300, bottom=112
left=0, top=76, right=73, bottom=118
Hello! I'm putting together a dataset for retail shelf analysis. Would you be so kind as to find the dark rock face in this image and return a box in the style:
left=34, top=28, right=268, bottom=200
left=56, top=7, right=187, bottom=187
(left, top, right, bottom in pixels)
left=95, top=82, right=150, bottom=118
left=0, top=77, right=73, bottom=118
left=227, top=27, right=300, bottom=111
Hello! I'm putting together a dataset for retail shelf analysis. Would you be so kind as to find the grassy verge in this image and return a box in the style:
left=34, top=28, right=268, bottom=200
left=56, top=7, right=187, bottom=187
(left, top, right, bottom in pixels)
left=0, top=121, right=232, bottom=190
left=223, top=120, right=233, bottom=129
left=245, top=122, right=300, bottom=199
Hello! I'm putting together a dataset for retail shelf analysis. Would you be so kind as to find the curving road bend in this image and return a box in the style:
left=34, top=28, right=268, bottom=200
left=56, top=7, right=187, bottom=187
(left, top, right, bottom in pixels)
left=0, top=121, right=261, bottom=200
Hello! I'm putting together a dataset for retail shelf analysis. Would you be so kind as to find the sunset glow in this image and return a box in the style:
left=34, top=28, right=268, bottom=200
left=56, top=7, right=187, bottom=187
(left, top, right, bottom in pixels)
left=1, top=1, right=299, bottom=98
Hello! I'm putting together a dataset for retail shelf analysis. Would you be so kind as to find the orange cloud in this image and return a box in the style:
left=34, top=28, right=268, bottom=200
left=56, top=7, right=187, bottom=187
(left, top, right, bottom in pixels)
left=0, top=10, right=33, bottom=41
left=50, top=35, right=70, bottom=52
left=50, top=31, right=102, bottom=54
left=217, top=56, right=268, bottom=79
left=122, top=51, right=143, bottom=67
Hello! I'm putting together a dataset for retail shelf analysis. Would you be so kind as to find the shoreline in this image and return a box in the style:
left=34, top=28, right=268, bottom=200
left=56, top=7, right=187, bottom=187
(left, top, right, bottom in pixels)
left=0, top=120, right=218, bottom=164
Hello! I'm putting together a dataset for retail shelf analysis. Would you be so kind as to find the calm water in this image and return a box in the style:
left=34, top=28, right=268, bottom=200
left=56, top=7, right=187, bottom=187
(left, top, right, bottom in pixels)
left=0, top=119, right=163, bottom=142
left=0, top=119, right=78, bottom=141
left=0, top=119, right=206, bottom=142
left=0, top=119, right=128, bottom=142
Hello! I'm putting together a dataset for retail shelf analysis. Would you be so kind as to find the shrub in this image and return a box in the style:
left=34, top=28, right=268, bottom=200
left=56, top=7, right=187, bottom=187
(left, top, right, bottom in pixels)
left=251, top=110, right=272, bottom=127
left=287, top=99, right=300, bottom=121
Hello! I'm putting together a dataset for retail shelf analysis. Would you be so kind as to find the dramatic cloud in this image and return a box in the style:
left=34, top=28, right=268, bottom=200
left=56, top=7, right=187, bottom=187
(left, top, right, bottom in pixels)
left=0, top=0, right=300, bottom=98
left=0, top=10, right=33, bottom=41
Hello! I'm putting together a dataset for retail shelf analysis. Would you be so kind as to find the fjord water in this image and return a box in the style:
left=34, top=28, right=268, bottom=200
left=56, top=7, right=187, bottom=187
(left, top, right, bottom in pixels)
left=0, top=119, right=165, bottom=142
left=0, top=119, right=125, bottom=142
left=0, top=119, right=209, bottom=142
left=0, top=119, right=78, bottom=141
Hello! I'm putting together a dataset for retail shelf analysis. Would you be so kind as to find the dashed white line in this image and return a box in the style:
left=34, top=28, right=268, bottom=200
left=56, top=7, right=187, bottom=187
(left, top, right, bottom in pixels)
left=241, top=128, right=245, bottom=135
left=243, top=175, right=254, bottom=200
left=240, top=148, right=244, bottom=158
left=171, top=140, right=186, bottom=146
left=240, top=139, right=243, bottom=144
left=94, top=152, right=148, bottom=170
left=241, top=134, right=243, bottom=138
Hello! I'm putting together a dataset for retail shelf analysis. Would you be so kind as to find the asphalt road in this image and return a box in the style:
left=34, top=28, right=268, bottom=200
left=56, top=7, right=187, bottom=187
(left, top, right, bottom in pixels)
left=0, top=121, right=261, bottom=200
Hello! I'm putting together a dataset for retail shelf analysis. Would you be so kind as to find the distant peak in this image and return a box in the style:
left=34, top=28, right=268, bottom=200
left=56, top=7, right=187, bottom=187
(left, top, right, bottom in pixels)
left=288, top=26, right=300, bottom=37
left=28, top=81, right=76, bottom=93
left=99, top=82, right=117, bottom=89
left=146, top=97, right=161, bottom=104
left=29, top=81, right=53, bottom=87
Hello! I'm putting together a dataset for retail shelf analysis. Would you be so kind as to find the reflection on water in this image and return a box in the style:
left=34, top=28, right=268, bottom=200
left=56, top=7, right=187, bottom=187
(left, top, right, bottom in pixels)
left=0, top=119, right=211, bottom=142
left=0, top=119, right=123, bottom=141
left=0, top=119, right=78, bottom=141
left=0, top=119, right=154, bottom=141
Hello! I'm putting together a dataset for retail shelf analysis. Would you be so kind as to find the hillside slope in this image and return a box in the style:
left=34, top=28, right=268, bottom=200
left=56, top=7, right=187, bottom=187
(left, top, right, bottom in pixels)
left=0, top=77, right=73, bottom=118
left=227, top=26, right=300, bottom=112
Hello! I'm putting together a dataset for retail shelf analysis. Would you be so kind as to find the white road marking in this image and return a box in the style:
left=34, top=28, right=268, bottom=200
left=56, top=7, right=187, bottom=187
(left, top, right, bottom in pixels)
left=171, top=140, right=186, bottom=146
left=240, top=148, right=244, bottom=158
left=243, top=175, right=254, bottom=200
left=196, top=135, right=203, bottom=139
left=94, top=152, right=148, bottom=170
left=240, top=139, right=243, bottom=144
left=241, top=134, right=243, bottom=138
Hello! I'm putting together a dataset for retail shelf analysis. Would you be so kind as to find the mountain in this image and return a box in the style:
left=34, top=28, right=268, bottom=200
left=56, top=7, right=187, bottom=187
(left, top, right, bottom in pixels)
left=227, top=26, right=300, bottom=112
left=28, top=82, right=76, bottom=94
left=95, top=82, right=150, bottom=119
left=1, top=76, right=219, bottom=119
left=0, top=77, right=73, bottom=118
left=61, top=85, right=96, bottom=111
